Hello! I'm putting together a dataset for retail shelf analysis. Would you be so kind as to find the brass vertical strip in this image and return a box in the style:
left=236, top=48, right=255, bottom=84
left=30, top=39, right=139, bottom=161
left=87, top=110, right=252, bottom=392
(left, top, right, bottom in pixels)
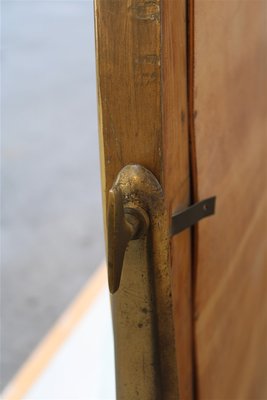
left=110, top=165, right=178, bottom=399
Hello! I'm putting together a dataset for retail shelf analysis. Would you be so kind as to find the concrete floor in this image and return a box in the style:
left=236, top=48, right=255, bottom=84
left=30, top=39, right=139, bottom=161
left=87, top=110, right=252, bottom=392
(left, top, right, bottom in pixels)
left=19, top=286, right=115, bottom=400
left=1, top=1, right=105, bottom=388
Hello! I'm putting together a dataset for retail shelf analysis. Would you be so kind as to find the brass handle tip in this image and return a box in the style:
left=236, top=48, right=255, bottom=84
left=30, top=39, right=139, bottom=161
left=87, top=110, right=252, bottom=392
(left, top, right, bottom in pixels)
left=107, top=187, right=149, bottom=294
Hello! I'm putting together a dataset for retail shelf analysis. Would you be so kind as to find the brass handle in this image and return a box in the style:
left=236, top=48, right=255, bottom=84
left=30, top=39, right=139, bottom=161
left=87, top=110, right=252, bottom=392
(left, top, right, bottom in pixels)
left=107, top=186, right=149, bottom=294
left=106, top=165, right=179, bottom=398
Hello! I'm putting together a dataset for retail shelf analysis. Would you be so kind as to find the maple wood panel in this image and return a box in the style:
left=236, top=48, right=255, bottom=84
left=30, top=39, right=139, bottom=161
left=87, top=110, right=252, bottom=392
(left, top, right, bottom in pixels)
left=162, top=2, right=193, bottom=399
left=191, top=1, right=267, bottom=398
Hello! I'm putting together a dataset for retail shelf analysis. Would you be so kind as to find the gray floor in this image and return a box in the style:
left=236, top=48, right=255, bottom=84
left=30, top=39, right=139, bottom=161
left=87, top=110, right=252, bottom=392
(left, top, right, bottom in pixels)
left=1, top=1, right=105, bottom=389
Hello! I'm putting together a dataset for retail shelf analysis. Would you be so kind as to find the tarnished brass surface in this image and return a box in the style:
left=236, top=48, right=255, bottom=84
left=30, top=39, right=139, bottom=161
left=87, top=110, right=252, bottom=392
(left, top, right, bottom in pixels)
left=108, top=187, right=149, bottom=294
left=110, top=164, right=178, bottom=400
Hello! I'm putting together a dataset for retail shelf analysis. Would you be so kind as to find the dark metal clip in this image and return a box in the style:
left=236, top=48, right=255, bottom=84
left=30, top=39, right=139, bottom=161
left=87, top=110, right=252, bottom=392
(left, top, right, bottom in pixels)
left=171, top=196, right=216, bottom=236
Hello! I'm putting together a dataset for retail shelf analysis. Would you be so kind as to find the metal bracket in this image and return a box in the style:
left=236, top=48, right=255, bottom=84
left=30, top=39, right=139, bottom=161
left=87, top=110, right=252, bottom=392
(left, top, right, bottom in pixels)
left=108, top=164, right=179, bottom=399
left=171, top=196, right=216, bottom=236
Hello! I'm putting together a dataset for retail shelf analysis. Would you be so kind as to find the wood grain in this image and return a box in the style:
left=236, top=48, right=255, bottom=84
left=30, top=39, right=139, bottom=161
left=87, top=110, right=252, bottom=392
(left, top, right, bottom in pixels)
left=94, top=1, right=193, bottom=398
left=191, top=1, right=267, bottom=398
left=162, top=2, right=193, bottom=399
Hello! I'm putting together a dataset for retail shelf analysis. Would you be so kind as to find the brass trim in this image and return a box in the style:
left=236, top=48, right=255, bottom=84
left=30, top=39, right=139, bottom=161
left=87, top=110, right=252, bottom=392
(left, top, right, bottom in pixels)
left=109, top=164, right=179, bottom=400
